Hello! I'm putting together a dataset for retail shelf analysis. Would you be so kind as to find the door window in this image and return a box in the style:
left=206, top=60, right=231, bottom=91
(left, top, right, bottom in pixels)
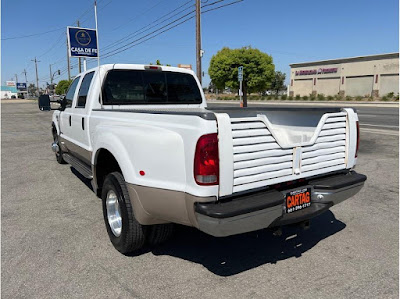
left=65, top=77, right=80, bottom=108
left=76, top=72, right=95, bottom=108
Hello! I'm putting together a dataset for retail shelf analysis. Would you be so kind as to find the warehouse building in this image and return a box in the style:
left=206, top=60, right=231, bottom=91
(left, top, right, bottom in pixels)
left=288, top=53, right=399, bottom=97
left=1, top=85, right=18, bottom=99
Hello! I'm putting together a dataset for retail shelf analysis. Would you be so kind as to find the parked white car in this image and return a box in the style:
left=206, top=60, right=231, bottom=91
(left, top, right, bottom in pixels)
left=38, top=64, right=367, bottom=254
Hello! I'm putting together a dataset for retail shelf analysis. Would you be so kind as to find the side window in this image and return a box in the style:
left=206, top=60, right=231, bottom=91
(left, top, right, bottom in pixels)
left=65, top=77, right=80, bottom=108
left=76, top=72, right=94, bottom=108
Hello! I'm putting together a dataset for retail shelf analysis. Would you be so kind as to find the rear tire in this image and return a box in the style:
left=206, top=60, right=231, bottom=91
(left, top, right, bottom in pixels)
left=102, top=172, right=145, bottom=254
left=146, top=223, right=175, bottom=246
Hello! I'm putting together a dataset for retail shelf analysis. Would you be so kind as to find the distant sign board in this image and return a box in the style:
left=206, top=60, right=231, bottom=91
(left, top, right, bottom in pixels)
left=238, top=66, right=243, bottom=81
left=295, top=68, right=338, bottom=76
left=67, top=26, right=98, bottom=58
left=6, top=81, right=16, bottom=87
left=178, top=64, right=192, bottom=70
left=17, top=83, right=27, bottom=90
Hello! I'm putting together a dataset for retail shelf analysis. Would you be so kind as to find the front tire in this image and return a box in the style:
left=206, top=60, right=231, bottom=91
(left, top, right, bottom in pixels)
left=53, top=132, right=66, bottom=164
left=102, top=172, right=145, bottom=254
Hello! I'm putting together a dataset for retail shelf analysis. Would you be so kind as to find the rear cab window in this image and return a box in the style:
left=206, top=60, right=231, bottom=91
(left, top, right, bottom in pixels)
left=102, top=69, right=202, bottom=105
left=76, top=71, right=95, bottom=108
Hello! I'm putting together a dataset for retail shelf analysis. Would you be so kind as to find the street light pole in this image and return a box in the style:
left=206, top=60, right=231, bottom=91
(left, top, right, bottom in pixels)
left=66, top=34, right=71, bottom=81
left=77, top=20, right=82, bottom=73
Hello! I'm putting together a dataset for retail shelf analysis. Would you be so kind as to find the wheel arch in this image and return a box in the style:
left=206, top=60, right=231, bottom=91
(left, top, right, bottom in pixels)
left=93, top=147, right=165, bottom=225
left=93, top=148, right=123, bottom=196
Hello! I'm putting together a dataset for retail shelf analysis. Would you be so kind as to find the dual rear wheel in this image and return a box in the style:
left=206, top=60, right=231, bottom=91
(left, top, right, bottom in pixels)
left=101, top=172, right=174, bottom=254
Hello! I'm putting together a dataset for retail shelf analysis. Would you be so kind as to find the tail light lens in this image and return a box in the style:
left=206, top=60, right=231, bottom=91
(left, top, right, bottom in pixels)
left=194, top=133, right=219, bottom=185
left=355, top=121, right=360, bottom=158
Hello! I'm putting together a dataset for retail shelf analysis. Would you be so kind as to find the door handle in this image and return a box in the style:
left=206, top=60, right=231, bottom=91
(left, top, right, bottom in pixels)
left=69, top=115, right=71, bottom=126
left=82, top=117, right=85, bottom=130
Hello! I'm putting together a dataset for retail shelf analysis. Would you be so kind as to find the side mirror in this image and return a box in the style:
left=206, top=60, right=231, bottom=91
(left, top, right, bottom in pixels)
left=58, top=96, right=67, bottom=111
left=38, top=95, right=51, bottom=111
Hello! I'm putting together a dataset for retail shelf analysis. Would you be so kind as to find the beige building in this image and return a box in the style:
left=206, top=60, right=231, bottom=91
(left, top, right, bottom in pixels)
left=288, top=53, right=399, bottom=97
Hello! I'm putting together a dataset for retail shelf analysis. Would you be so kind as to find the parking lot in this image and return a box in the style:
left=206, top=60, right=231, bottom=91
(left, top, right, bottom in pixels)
left=2, top=101, right=399, bottom=298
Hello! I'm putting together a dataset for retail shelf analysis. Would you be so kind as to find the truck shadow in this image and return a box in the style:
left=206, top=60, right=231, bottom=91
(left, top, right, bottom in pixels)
left=69, top=168, right=346, bottom=276
left=150, top=211, right=345, bottom=277
left=70, top=167, right=94, bottom=191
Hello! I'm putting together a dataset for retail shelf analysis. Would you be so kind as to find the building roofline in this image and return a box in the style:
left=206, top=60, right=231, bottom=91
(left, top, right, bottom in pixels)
left=290, top=52, right=399, bottom=68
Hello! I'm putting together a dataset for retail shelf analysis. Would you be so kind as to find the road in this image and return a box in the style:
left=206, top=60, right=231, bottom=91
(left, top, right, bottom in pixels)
left=2, top=102, right=399, bottom=299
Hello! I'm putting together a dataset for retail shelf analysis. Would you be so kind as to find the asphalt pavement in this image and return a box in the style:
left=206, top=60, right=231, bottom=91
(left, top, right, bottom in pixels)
left=2, top=102, right=399, bottom=298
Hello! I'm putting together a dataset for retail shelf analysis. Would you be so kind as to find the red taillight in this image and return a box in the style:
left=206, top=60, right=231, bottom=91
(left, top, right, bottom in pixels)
left=194, top=133, right=219, bottom=185
left=355, top=121, right=360, bottom=158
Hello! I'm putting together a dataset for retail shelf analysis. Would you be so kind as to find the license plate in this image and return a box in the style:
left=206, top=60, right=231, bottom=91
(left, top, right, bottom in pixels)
left=285, top=187, right=311, bottom=214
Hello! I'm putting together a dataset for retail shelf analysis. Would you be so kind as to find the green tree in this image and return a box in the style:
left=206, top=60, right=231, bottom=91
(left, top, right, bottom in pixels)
left=208, top=47, right=275, bottom=106
left=271, top=71, right=286, bottom=95
left=55, top=79, right=73, bottom=95
left=28, top=83, right=37, bottom=96
left=150, top=60, right=171, bottom=66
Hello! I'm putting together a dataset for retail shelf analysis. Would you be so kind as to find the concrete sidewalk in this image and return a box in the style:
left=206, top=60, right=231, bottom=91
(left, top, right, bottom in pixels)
left=1, top=99, right=37, bottom=104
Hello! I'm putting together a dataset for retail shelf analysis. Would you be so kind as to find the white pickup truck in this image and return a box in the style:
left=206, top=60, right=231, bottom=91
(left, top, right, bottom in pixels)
left=39, top=64, right=367, bottom=254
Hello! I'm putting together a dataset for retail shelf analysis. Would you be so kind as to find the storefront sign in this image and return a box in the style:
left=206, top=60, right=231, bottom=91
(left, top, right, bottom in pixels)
left=17, top=83, right=27, bottom=90
left=6, top=81, right=16, bottom=87
left=295, top=67, right=338, bottom=76
left=67, top=27, right=98, bottom=58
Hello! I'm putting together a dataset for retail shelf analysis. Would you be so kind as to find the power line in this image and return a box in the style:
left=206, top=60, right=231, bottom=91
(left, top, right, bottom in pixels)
left=202, top=0, right=243, bottom=14
left=102, top=10, right=195, bottom=58
left=112, top=0, right=168, bottom=31
left=201, top=0, right=225, bottom=8
left=101, top=0, right=243, bottom=60
left=2, top=27, right=65, bottom=41
left=80, top=0, right=113, bottom=25
left=37, top=32, right=66, bottom=58
left=102, top=0, right=193, bottom=52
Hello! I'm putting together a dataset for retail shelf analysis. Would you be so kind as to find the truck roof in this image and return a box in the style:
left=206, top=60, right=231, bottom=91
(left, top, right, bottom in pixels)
left=81, top=63, right=196, bottom=76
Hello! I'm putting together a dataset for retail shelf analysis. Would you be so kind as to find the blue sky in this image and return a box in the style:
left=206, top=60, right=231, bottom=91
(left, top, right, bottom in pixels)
left=1, top=0, right=398, bottom=88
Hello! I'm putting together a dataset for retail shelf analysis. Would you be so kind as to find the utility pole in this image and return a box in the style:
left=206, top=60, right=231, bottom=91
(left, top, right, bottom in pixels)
left=195, top=0, right=202, bottom=85
left=22, top=69, right=28, bottom=97
left=77, top=20, right=82, bottom=73
left=22, top=69, right=27, bottom=83
left=15, top=74, right=18, bottom=83
left=66, top=34, right=71, bottom=81
left=49, top=64, right=53, bottom=84
left=31, top=57, right=40, bottom=96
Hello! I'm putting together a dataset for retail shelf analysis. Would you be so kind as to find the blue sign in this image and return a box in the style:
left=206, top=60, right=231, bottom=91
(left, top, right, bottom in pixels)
left=67, top=27, right=98, bottom=58
left=17, top=83, right=27, bottom=90
left=238, top=66, right=243, bottom=81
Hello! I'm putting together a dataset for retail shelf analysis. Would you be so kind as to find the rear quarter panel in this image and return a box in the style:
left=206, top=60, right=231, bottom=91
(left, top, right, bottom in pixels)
left=89, top=111, right=219, bottom=198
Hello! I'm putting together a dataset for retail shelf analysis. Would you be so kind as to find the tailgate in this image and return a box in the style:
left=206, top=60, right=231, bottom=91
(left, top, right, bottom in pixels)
left=215, top=108, right=358, bottom=196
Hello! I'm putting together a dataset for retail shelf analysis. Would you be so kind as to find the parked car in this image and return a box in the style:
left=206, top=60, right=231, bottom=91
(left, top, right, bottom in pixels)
left=38, top=64, right=367, bottom=254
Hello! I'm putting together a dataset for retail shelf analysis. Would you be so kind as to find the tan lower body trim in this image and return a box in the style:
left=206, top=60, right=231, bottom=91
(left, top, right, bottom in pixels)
left=59, top=136, right=92, bottom=165
left=126, top=183, right=216, bottom=227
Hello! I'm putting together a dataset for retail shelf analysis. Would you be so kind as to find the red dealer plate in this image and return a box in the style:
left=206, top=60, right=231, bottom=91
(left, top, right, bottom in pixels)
left=285, top=188, right=311, bottom=214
